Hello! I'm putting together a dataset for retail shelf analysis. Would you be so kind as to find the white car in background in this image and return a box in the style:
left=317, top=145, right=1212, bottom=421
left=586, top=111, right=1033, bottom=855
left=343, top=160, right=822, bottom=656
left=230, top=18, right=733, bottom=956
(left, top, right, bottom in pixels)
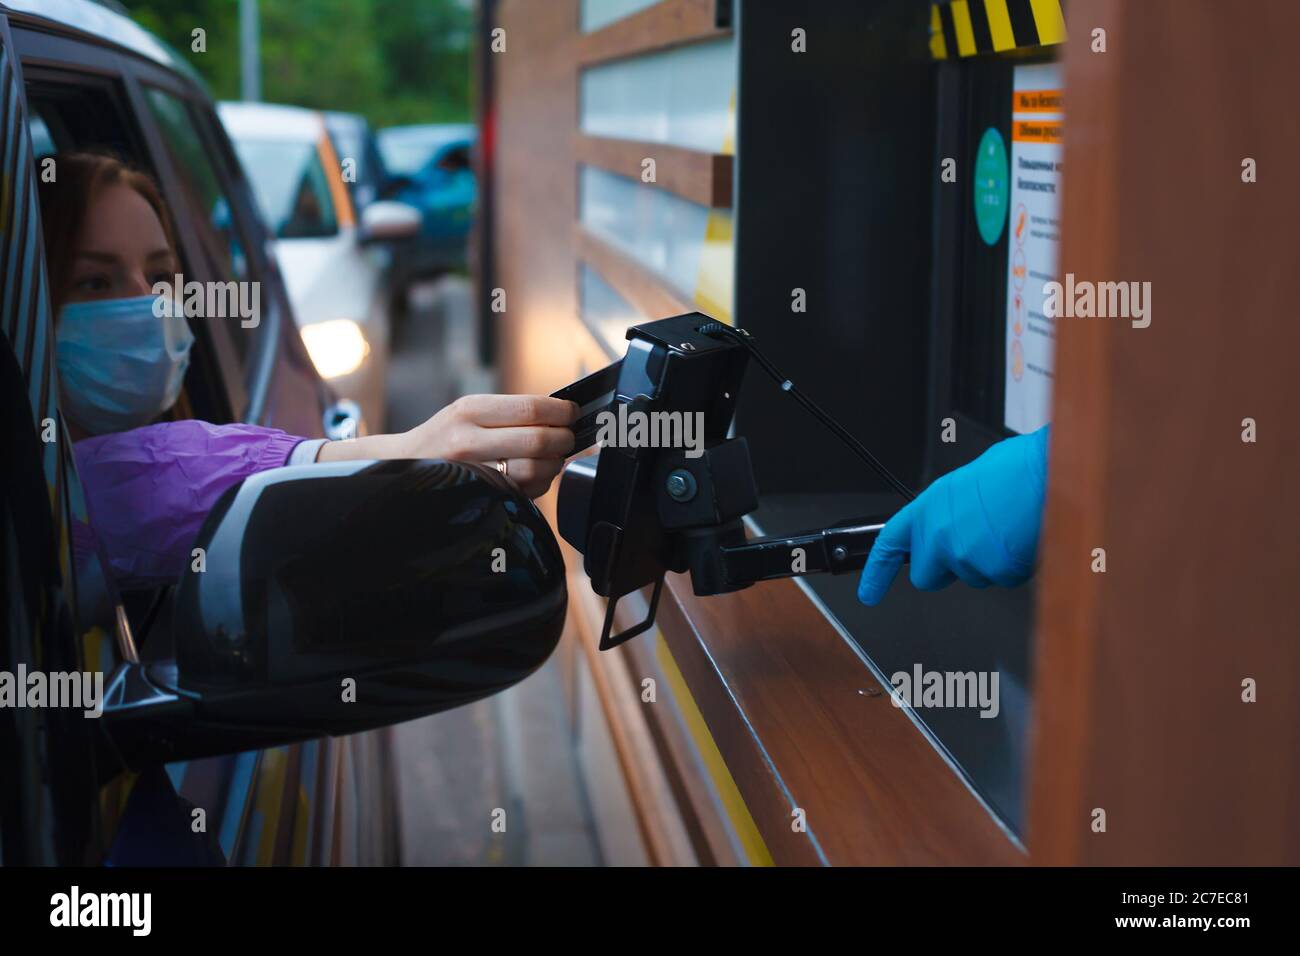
left=218, top=101, right=419, bottom=433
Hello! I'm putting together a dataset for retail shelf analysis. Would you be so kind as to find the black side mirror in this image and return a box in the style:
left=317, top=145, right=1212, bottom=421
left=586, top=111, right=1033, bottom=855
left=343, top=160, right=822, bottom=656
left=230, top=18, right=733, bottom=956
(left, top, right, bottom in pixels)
left=99, top=459, right=566, bottom=770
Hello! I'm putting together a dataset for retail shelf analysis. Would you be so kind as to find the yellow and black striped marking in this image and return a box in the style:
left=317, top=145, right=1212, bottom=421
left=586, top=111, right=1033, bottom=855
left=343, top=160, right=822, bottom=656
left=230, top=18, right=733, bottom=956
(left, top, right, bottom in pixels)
left=931, top=0, right=1067, bottom=60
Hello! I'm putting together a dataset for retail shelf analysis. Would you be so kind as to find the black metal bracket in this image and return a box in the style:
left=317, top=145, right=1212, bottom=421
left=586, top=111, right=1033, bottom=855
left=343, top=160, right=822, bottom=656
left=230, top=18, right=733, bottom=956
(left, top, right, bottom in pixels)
left=599, top=575, right=664, bottom=650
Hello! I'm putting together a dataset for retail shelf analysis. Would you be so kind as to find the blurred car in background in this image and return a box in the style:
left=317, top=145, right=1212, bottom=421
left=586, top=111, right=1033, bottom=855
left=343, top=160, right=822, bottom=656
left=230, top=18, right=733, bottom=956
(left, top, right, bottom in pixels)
left=324, top=110, right=389, bottom=213
left=219, top=101, right=420, bottom=431
left=377, top=123, right=477, bottom=301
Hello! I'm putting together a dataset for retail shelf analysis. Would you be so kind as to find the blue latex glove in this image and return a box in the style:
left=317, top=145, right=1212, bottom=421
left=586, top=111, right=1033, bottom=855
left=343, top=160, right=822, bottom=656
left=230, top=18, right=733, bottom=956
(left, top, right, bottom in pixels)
left=857, top=425, right=1050, bottom=606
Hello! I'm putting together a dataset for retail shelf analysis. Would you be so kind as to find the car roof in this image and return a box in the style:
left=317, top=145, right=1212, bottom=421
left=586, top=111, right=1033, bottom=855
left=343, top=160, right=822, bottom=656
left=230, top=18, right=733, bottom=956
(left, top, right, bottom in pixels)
left=324, top=111, right=370, bottom=132
left=218, top=101, right=325, bottom=142
left=1, top=0, right=205, bottom=88
left=379, top=123, right=476, bottom=147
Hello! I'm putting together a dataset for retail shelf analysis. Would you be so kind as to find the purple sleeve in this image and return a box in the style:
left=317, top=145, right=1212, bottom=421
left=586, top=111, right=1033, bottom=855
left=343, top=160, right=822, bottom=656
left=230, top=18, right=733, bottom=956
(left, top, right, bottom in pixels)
left=73, top=420, right=306, bottom=589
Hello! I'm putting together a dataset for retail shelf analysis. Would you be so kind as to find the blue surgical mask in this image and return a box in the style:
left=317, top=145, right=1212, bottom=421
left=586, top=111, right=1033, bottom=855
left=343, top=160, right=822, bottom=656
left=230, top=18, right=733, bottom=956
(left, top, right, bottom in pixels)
left=55, top=295, right=195, bottom=435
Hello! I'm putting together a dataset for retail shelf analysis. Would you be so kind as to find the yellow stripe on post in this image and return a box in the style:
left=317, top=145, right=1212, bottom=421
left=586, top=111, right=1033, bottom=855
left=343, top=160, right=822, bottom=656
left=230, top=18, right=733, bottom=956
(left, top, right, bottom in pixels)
left=694, top=209, right=734, bottom=324
left=699, top=90, right=736, bottom=324
left=253, top=746, right=289, bottom=866
left=983, top=0, right=1018, bottom=51
left=655, top=632, right=774, bottom=866
left=1029, top=0, right=1067, bottom=45
left=291, top=785, right=310, bottom=866
left=948, top=1, right=978, bottom=57
left=722, top=89, right=736, bottom=156
left=930, top=4, right=948, bottom=59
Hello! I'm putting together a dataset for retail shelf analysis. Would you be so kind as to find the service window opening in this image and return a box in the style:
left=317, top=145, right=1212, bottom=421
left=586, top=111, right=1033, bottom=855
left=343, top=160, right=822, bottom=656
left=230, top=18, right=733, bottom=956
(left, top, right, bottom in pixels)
left=732, top=0, right=1065, bottom=839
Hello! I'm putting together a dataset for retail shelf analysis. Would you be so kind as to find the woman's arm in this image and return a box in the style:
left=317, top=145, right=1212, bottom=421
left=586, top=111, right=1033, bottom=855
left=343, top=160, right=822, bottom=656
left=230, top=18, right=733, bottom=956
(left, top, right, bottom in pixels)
left=74, top=396, right=578, bottom=589
left=73, top=419, right=309, bottom=589
left=318, top=394, right=577, bottom=498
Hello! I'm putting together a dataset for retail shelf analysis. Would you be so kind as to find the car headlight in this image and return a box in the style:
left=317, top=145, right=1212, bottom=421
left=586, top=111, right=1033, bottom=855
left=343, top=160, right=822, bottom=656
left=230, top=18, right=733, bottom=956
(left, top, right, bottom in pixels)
left=300, top=319, right=370, bottom=379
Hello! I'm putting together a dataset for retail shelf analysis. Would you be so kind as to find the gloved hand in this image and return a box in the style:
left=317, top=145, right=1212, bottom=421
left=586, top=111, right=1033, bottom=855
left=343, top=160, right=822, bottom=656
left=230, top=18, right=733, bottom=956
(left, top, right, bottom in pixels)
left=857, top=425, right=1050, bottom=606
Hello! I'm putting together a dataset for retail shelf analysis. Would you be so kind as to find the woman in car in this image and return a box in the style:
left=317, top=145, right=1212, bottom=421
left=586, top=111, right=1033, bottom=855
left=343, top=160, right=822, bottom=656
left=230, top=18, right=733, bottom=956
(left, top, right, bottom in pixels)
left=41, top=152, right=577, bottom=591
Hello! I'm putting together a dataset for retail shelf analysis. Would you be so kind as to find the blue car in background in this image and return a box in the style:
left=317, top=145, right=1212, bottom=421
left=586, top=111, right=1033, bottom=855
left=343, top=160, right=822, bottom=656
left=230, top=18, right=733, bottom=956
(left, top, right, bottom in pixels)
left=378, top=123, right=477, bottom=299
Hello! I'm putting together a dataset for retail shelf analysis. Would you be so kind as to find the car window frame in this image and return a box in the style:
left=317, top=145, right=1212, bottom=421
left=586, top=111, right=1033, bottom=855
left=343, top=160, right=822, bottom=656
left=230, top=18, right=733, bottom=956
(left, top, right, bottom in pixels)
left=124, top=58, right=324, bottom=428
left=13, top=33, right=245, bottom=426
left=14, top=28, right=260, bottom=661
left=2, top=13, right=125, bottom=864
left=122, top=61, right=270, bottom=421
left=5, top=0, right=330, bottom=415
left=137, top=85, right=267, bottom=342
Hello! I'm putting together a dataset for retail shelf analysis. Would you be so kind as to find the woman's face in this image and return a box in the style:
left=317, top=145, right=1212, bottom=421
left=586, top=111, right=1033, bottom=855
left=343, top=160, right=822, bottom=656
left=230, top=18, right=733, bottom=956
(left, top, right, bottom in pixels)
left=65, top=183, right=177, bottom=306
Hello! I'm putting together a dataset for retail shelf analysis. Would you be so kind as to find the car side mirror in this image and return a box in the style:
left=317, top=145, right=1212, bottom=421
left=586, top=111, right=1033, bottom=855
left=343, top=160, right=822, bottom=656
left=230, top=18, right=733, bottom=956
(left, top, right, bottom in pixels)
left=358, top=199, right=421, bottom=242
left=99, top=459, right=566, bottom=769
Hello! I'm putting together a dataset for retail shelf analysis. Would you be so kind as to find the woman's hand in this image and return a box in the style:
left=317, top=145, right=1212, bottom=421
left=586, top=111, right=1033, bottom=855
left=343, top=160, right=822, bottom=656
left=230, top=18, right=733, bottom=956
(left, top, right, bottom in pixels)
left=401, top=394, right=578, bottom=497
left=318, top=394, right=579, bottom=499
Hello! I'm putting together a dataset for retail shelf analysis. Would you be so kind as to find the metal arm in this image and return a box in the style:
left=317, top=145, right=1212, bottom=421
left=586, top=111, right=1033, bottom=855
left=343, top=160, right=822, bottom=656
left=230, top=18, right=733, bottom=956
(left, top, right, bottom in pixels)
left=599, top=520, right=885, bottom=649
left=718, top=521, right=886, bottom=586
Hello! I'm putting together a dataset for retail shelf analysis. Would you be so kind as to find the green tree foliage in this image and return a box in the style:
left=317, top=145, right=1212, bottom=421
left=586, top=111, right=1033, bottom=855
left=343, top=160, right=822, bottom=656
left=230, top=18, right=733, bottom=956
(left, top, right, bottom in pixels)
left=125, top=0, right=471, bottom=127
left=372, top=0, right=472, bottom=125
left=129, top=0, right=241, bottom=96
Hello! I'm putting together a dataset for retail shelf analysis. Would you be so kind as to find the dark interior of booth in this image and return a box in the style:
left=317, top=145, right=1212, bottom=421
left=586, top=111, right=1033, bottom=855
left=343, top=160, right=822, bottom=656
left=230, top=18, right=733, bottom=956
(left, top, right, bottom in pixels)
left=732, top=0, right=1059, bottom=838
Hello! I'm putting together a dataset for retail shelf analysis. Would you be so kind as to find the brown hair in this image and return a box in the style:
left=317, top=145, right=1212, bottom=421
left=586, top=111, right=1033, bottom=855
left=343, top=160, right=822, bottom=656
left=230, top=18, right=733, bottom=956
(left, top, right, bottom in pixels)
left=37, top=151, right=177, bottom=313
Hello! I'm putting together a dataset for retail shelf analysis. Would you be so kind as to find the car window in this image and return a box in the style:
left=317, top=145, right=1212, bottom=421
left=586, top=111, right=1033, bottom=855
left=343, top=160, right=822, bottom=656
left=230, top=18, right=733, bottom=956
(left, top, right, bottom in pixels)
left=230, top=137, right=339, bottom=239
left=377, top=132, right=440, bottom=176
left=23, top=73, right=245, bottom=422
left=25, top=79, right=140, bottom=160
left=28, top=111, right=55, bottom=157
left=436, top=143, right=473, bottom=174
left=142, top=88, right=253, bottom=293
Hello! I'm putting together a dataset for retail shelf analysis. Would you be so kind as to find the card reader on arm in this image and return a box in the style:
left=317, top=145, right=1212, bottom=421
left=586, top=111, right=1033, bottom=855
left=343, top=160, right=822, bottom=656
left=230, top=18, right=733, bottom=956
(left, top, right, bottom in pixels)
left=553, top=313, right=916, bottom=650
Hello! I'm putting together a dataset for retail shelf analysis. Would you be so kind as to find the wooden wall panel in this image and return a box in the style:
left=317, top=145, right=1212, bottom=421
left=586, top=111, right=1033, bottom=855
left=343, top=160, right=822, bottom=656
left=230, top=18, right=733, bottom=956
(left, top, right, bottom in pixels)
left=492, top=0, right=735, bottom=866
left=577, top=0, right=728, bottom=66
left=493, top=0, right=584, bottom=397
left=576, top=135, right=733, bottom=207
left=575, top=227, right=694, bottom=321
left=1029, top=0, right=1300, bottom=865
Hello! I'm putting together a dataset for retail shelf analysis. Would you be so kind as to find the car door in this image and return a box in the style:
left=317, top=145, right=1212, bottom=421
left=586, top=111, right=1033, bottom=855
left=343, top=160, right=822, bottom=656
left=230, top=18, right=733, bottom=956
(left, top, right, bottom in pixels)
left=1, top=11, right=123, bottom=866
left=5, top=12, right=244, bottom=866
left=2, top=15, right=396, bottom=865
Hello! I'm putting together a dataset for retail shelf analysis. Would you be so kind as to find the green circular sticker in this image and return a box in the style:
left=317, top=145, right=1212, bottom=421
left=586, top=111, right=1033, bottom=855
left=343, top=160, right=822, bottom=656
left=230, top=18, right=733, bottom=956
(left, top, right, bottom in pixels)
left=973, top=126, right=1009, bottom=246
